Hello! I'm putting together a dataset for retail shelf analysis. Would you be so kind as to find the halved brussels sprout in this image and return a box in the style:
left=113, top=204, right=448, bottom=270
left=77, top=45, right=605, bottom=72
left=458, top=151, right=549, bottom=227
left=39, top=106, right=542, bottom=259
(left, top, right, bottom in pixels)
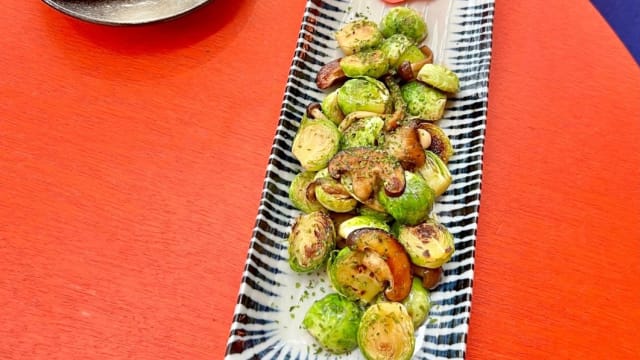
left=302, top=293, right=363, bottom=354
left=379, top=34, right=413, bottom=68
left=377, top=171, right=434, bottom=226
left=340, top=49, right=389, bottom=79
left=416, top=64, right=460, bottom=93
left=340, top=115, right=385, bottom=149
left=335, top=19, right=383, bottom=55
left=357, top=302, right=415, bottom=360
left=337, top=77, right=390, bottom=115
left=416, top=150, right=452, bottom=197
left=346, top=228, right=412, bottom=302
left=397, top=219, right=455, bottom=268
left=321, top=89, right=345, bottom=125
left=328, top=247, right=389, bottom=304
left=338, top=215, right=390, bottom=239
left=401, top=277, right=431, bottom=329
left=292, top=118, right=341, bottom=171
left=358, top=205, right=394, bottom=223
left=288, top=211, right=336, bottom=272
left=288, top=171, right=324, bottom=213
left=314, top=169, right=358, bottom=213
left=401, top=81, right=447, bottom=121
left=397, top=45, right=427, bottom=65
left=416, top=122, right=454, bottom=164
left=379, top=7, right=428, bottom=43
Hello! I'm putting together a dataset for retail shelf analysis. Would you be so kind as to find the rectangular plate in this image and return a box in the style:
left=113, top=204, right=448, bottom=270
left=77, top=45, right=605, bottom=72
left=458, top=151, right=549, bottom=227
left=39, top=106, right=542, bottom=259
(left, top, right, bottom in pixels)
left=225, top=0, right=494, bottom=358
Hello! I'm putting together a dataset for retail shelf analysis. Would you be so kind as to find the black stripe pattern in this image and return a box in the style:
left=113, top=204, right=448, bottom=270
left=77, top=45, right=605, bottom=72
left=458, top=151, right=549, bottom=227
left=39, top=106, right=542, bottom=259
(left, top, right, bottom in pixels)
left=225, top=0, right=495, bottom=358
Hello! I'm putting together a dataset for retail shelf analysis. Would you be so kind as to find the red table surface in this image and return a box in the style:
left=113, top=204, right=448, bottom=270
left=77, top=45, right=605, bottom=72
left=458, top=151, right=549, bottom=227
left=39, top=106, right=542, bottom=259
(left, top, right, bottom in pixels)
left=1, top=0, right=639, bottom=359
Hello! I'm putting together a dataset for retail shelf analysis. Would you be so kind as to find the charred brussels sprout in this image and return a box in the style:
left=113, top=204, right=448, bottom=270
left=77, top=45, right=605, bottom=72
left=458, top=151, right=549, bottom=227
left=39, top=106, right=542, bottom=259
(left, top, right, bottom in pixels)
left=288, top=211, right=336, bottom=272
left=337, top=77, right=390, bottom=115
left=378, top=171, right=435, bottom=226
left=416, top=150, right=452, bottom=197
left=416, top=122, right=454, bottom=164
left=292, top=118, right=341, bottom=171
left=401, top=278, right=431, bottom=329
left=288, top=171, right=324, bottom=213
left=314, top=169, right=358, bottom=213
left=357, top=302, right=415, bottom=360
left=380, top=34, right=413, bottom=68
left=302, top=293, right=363, bottom=354
left=335, top=19, right=383, bottom=55
left=328, top=247, right=389, bottom=304
left=321, top=89, right=345, bottom=125
left=401, top=81, right=447, bottom=121
left=340, top=115, right=385, bottom=149
left=380, top=7, right=428, bottom=43
left=340, top=50, right=389, bottom=79
left=338, top=215, right=390, bottom=240
left=416, top=64, right=460, bottom=93
left=397, top=219, right=455, bottom=268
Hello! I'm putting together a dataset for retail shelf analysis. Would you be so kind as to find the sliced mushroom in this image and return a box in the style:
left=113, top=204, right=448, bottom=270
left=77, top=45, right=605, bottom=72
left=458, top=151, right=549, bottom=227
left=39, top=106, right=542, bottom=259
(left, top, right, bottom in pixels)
left=328, top=147, right=406, bottom=201
left=382, top=122, right=426, bottom=171
left=316, top=59, right=347, bottom=89
left=306, top=102, right=329, bottom=121
left=411, top=264, right=443, bottom=290
left=346, top=228, right=412, bottom=301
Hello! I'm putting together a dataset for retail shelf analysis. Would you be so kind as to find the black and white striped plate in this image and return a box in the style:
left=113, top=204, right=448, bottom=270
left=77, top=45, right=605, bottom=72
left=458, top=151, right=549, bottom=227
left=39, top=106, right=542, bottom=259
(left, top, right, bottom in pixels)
left=225, top=0, right=494, bottom=358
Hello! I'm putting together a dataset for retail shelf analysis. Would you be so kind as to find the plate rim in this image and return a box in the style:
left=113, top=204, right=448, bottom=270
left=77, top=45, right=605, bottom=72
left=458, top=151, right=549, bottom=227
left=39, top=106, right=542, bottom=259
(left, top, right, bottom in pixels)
left=41, top=0, right=211, bottom=26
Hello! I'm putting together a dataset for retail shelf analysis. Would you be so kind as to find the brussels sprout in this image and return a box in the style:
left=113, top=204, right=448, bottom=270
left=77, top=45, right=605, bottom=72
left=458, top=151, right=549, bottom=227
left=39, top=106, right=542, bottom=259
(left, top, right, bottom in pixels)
left=357, top=302, right=415, bottom=360
left=314, top=170, right=358, bottom=213
left=338, top=215, right=390, bottom=239
left=397, top=219, right=455, bottom=268
left=321, top=89, right=345, bottom=125
left=397, top=45, right=428, bottom=65
left=358, top=205, right=394, bottom=223
left=328, top=247, right=388, bottom=304
left=337, top=77, right=390, bottom=115
left=378, top=171, right=434, bottom=226
left=401, top=278, right=431, bottom=329
left=416, top=64, right=460, bottom=93
left=416, top=150, right=452, bottom=197
left=335, top=19, right=383, bottom=55
left=340, top=50, right=389, bottom=79
left=401, top=81, right=447, bottom=121
left=416, top=122, right=454, bottom=163
left=380, top=7, right=428, bottom=43
left=340, top=115, right=385, bottom=149
left=346, top=228, right=412, bottom=302
left=288, top=171, right=324, bottom=213
left=302, top=293, right=363, bottom=354
left=292, top=118, right=341, bottom=171
left=288, top=211, right=336, bottom=272
left=379, top=34, right=413, bottom=68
